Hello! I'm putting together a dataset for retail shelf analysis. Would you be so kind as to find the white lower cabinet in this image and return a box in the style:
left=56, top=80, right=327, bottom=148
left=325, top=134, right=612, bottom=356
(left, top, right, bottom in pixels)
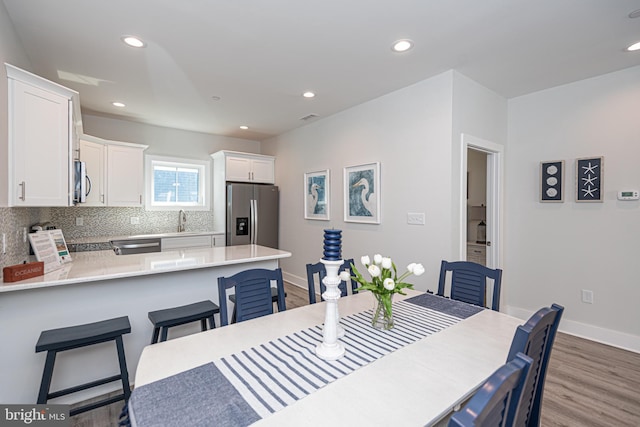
left=213, top=233, right=225, bottom=247
left=161, top=235, right=213, bottom=251
left=467, top=243, right=486, bottom=266
left=161, top=234, right=226, bottom=250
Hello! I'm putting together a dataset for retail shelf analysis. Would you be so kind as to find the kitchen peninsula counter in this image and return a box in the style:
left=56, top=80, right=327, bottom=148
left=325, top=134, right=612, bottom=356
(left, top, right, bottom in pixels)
left=0, top=244, right=290, bottom=293
left=0, top=245, right=291, bottom=405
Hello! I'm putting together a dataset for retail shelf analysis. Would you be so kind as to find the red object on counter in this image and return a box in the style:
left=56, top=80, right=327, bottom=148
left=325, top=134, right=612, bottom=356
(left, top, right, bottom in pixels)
left=3, top=262, right=45, bottom=282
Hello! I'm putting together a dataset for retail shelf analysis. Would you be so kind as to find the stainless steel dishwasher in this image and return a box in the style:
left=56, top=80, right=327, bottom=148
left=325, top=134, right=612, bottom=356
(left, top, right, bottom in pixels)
left=110, top=238, right=161, bottom=255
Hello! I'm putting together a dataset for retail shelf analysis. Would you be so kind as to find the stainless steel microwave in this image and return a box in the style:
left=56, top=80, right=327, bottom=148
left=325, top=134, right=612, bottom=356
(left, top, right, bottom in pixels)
left=73, top=160, right=91, bottom=203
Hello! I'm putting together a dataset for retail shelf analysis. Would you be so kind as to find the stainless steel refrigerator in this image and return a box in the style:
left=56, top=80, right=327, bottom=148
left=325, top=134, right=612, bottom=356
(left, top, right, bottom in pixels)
left=226, top=183, right=279, bottom=248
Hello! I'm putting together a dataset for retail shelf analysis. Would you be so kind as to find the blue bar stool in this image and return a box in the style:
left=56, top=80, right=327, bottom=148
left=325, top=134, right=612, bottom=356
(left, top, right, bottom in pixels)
left=148, top=300, right=219, bottom=344
left=35, top=316, right=131, bottom=416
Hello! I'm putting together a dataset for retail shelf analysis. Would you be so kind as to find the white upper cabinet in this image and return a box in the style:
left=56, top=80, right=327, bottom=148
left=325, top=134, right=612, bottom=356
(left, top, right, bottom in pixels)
left=79, top=134, right=148, bottom=207
left=107, top=144, right=146, bottom=206
left=212, top=150, right=275, bottom=184
left=79, top=138, right=106, bottom=206
left=6, top=64, right=81, bottom=206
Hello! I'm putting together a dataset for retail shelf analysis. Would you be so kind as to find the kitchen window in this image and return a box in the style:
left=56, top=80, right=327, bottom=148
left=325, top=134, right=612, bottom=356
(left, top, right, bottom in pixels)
left=145, top=155, right=210, bottom=211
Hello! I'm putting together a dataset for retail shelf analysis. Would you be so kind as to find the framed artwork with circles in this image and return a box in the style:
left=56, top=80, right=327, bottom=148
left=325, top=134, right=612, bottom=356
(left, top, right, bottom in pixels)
left=540, top=160, right=564, bottom=202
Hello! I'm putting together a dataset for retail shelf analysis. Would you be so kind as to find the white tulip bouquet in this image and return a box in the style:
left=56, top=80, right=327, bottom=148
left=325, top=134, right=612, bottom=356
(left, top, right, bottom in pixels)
left=342, top=254, right=425, bottom=330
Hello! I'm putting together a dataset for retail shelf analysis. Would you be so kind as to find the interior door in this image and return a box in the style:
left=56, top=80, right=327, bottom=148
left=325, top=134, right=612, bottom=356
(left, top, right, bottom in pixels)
left=462, top=134, right=503, bottom=269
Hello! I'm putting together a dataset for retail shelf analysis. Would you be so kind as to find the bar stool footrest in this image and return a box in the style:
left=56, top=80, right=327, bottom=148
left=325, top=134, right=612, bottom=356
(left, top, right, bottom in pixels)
left=69, top=393, right=126, bottom=416
left=47, top=374, right=124, bottom=400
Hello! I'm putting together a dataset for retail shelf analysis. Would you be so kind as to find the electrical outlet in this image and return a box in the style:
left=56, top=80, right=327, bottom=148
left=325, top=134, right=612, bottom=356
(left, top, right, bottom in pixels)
left=75, top=217, right=84, bottom=226
left=130, top=217, right=140, bottom=225
left=581, top=289, right=594, bottom=304
left=2, top=233, right=5, bottom=254
left=407, top=212, right=425, bottom=225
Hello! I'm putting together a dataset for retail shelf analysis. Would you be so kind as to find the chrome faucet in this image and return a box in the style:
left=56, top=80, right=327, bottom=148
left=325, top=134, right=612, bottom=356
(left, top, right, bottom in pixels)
left=178, top=209, right=186, bottom=232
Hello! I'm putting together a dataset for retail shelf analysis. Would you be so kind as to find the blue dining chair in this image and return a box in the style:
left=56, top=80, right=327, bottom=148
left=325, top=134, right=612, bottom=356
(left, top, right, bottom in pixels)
left=448, top=352, right=533, bottom=427
left=217, top=268, right=286, bottom=326
left=306, top=258, right=359, bottom=304
left=437, top=260, right=502, bottom=311
left=506, top=303, right=564, bottom=427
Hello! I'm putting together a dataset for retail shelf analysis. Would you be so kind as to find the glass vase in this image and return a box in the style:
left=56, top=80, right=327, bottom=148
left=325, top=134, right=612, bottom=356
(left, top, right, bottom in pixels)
left=372, top=293, right=394, bottom=330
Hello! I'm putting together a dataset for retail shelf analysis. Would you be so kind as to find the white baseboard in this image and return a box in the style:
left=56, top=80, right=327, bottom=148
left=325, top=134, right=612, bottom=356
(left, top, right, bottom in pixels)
left=282, top=271, right=307, bottom=289
left=505, top=305, right=640, bottom=354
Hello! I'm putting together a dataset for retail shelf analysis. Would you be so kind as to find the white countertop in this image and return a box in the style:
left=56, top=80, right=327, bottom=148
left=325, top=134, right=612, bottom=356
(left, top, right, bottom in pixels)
left=0, top=245, right=290, bottom=293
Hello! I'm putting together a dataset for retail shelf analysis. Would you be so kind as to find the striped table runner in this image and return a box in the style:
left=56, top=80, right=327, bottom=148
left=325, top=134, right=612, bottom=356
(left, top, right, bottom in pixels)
left=128, top=293, right=482, bottom=427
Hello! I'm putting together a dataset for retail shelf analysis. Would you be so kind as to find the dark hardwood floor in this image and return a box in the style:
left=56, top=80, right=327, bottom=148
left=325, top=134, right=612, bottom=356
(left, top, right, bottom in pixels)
left=70, top=283, right=640, bottom=426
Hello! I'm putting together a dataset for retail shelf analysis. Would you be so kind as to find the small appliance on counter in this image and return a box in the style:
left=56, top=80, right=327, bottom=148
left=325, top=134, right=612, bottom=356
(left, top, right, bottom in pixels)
left=31, top=222, right=57, bottom=232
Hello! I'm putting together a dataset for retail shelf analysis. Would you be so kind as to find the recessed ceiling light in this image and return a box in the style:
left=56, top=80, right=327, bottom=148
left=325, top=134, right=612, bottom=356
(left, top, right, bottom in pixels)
left=121, top=36, right=146, bottom=48
left=239, top=125, right=249, bottom=130
left=629, top=8, right=640, bottom=19
left=211, top=95, right=221, bottom=101
left=302, top=91, right=315, bottom=98
left=627, top=41, right=640, bottom=52
left=392, top=39, right=413, bottom=53
left=112, top=102, right=126, bottom=108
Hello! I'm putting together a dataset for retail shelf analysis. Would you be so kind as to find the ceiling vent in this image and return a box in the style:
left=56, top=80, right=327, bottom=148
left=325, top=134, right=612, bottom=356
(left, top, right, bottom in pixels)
left=299, top=113, right=319, bottom=121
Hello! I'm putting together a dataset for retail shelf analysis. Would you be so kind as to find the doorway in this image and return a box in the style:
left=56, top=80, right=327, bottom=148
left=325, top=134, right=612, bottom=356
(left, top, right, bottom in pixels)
left=460, top=134, right=503, bottom=269
left=467, top=149, right=487, bottom=265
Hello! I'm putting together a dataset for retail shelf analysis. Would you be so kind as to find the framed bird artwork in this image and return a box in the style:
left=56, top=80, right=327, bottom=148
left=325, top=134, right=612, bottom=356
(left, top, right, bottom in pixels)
left=304, top=169, right=330, bottom=220
left=344, top=162, right=380, bottom=224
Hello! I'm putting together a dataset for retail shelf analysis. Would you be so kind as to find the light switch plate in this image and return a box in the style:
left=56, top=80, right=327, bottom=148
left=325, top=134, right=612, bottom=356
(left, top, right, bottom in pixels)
left=581, top=289, right=594, bottom=304
left=407, top=212, right=425, bottom=225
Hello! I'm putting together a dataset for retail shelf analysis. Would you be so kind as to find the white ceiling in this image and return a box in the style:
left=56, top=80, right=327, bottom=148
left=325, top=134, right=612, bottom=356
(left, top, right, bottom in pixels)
left=3, top=0, right=640, bottom=141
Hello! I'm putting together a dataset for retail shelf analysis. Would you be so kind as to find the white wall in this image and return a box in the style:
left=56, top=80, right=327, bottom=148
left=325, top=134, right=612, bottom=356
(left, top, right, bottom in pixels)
left=506, top=65, right=640, bottom=351
left=0, top=1, right=32, bottom=206
left=82, top=113, right=261, bottom=161
left=264, top=69, right=508, bottom=296
left=265, top=71, right=456, bottom=293
left=451, top=71, right=508, bottom=254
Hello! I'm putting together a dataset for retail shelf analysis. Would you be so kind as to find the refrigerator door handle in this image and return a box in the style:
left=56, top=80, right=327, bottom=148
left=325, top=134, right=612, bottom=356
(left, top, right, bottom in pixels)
left=249, top=199, right=254, bottom=244
left=249, top=199, right=253, bottom=244
left=252, top=199, right=259, bottom=244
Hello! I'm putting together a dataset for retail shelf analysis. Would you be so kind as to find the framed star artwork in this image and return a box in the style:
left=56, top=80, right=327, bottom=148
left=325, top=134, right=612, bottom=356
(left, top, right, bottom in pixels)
left=540, top=160, right=564, bottom=202
left=576, top=156, right=603, bottom=202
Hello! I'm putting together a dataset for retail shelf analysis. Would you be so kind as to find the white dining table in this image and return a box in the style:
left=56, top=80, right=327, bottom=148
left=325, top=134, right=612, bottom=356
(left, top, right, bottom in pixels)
left=132, top=290, right=521, bottom=426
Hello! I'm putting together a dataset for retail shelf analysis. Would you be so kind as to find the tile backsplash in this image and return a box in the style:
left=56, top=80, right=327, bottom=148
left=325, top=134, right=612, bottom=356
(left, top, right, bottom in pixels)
left=47, top=206, right=215, bottom=239
left=0, top=207, right=44, bottom=269
left=0, top=206, right=216, bottom=275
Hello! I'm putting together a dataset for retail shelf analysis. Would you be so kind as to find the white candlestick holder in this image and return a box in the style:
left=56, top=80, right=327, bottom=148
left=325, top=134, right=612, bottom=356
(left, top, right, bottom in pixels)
left=315, top=259, right=346, bottom=360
